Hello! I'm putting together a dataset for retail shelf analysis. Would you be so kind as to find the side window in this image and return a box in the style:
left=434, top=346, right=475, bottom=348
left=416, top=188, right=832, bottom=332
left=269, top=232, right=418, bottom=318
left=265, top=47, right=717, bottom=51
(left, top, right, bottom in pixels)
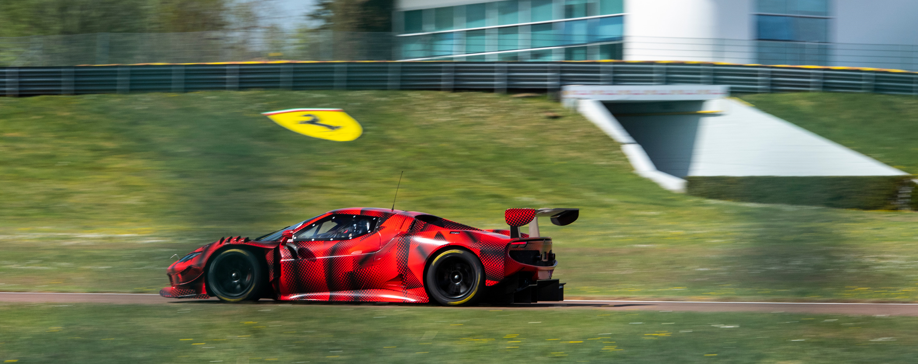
left=294, top=215, right=378, bottom=242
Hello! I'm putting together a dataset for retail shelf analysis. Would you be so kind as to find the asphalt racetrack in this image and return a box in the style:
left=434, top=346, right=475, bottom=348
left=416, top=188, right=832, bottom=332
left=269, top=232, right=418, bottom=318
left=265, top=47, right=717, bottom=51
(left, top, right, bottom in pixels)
left=3, top=292, right=918, bottom=316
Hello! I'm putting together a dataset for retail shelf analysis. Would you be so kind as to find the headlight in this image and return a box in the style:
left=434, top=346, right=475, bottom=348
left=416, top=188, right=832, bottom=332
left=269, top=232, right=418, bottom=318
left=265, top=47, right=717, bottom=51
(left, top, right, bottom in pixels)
left=178, top=252, right=201, bottom=263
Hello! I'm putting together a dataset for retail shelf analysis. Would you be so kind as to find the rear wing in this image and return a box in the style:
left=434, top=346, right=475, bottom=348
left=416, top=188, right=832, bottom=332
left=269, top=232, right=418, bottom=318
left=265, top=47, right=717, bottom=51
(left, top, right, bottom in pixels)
left=504, top=208, right=579, bottom=239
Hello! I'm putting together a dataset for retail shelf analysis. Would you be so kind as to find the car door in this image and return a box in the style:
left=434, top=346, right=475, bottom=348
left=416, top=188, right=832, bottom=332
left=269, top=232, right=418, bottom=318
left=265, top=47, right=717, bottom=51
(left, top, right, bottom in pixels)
left=278, top=214, right=382, bottom=297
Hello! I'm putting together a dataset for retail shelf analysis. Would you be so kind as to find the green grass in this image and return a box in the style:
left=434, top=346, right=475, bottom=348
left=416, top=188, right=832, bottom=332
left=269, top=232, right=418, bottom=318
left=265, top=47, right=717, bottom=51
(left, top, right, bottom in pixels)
left=2, top=303, right=918, bottom=363
left=2, top=91, right=918, bottom=301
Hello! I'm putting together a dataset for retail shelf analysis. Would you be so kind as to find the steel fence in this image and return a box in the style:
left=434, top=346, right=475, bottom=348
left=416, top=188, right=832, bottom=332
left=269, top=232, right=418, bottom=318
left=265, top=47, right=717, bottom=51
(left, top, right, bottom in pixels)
left=2, top=62, right=917, bottom=97
left=2, top=32, right=918, bottom=72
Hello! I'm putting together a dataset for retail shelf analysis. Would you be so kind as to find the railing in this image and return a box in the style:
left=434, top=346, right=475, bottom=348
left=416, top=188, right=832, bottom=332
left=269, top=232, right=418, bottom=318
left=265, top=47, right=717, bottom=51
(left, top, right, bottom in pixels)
left=2, top=62, right=917, bottom=97
left=2, top=31, right=918, bottom=72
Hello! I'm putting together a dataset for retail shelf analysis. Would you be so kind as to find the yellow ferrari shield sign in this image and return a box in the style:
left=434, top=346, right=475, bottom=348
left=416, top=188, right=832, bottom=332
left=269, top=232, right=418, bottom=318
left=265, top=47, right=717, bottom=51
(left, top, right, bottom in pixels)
left=262, top=108, right=363, bottom=142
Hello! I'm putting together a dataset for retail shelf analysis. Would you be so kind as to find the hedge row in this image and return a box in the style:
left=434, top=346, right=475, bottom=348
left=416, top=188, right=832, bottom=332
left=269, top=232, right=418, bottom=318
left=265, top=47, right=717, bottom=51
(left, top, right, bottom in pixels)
left=686, top=176, right=915, bottom=210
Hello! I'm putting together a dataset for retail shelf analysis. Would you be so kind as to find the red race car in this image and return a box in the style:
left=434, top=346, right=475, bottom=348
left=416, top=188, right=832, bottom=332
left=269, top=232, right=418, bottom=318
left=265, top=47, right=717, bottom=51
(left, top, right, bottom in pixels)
left=160, top=207, right=578, bottom=306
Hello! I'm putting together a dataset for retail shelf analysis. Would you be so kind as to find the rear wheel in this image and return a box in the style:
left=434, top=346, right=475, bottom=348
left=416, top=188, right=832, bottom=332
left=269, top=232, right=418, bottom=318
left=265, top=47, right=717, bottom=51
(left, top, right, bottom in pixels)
left=425, top=249, right=485, bottom=306
left=207, top=249, right=265, bottom=302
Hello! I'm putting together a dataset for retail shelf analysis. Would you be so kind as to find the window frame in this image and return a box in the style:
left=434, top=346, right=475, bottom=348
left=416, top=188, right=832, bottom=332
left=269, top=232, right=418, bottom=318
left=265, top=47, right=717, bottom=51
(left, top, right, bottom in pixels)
left=293, top=214, right=380, bottom=242
left=754, top=0, right=831, bottom=43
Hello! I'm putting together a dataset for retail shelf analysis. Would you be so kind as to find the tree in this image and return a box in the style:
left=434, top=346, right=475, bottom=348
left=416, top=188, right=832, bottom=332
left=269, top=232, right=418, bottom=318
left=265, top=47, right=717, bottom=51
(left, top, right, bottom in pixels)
left=0, top=0, right=151, bottom=37
left=304, top=0, right=393, bottom=32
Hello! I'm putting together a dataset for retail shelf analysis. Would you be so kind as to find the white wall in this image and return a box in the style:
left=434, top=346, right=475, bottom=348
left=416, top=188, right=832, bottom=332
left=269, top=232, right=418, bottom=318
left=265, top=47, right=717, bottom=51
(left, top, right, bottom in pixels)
left=624, top=0, right=755, bottom=63
left=832, top=0, right=918, bottom=69
left=835, top=0, right=918, bottom=45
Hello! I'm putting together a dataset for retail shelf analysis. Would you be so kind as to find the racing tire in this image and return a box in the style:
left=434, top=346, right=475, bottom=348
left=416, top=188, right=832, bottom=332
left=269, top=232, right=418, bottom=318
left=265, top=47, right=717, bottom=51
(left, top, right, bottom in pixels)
left=207, top=249, right=265, bottom=302
left=425, top=249, right=485, bottom=306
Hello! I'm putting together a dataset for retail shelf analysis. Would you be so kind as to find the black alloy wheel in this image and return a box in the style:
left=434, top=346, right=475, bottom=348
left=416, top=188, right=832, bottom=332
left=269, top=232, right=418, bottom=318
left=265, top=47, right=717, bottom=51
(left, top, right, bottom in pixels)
left=207, top=249, right=265, bottom=302
left=425, top=249, right=485, bottom=306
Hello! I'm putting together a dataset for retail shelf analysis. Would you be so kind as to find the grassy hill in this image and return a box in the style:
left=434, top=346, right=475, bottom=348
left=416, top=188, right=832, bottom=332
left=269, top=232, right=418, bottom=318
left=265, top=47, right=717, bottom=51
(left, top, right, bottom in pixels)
left=1, top=90, right=917, bottom=301
left=740, top=92, right=918, bottom=174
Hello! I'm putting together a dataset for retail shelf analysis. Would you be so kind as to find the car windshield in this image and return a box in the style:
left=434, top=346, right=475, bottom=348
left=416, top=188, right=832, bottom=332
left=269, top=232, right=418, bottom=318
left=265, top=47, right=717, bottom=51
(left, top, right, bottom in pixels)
left=254, top=216, right=320, bottom=241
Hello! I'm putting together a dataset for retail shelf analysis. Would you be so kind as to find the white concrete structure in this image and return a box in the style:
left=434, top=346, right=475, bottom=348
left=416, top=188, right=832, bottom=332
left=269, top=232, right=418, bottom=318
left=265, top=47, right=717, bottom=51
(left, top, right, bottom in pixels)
left=565, top=85, right=908, bottom=192
left=395, top=0, right=918, bottom=70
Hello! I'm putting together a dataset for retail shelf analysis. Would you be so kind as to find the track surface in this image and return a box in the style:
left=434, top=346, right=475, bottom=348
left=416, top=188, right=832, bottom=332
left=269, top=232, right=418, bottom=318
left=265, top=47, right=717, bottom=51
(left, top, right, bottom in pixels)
left=4, top=292, right=918, bottom=316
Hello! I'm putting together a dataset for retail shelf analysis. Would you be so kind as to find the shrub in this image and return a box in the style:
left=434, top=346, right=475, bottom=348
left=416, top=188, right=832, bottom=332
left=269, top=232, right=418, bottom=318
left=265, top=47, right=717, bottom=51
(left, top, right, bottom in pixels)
left=686, top=176, right=914, bottom=210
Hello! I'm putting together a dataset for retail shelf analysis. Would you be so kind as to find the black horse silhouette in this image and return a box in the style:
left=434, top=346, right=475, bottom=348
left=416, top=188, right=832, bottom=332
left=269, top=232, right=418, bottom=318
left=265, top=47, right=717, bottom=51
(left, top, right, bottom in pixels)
left=298, top=114, right=341, bottom=131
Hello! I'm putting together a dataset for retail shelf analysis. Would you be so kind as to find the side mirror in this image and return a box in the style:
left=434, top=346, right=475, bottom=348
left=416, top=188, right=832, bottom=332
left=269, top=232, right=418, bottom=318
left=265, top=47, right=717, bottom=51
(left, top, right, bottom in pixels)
left=281, top=229, right=294, bottom=243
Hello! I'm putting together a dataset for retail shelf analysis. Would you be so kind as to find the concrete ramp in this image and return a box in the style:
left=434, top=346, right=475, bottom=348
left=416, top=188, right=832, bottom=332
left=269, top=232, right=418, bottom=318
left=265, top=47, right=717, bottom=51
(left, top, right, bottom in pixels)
left=565, top=85, right=908, bottom=193
left=616, top=99, right=907, bottom=177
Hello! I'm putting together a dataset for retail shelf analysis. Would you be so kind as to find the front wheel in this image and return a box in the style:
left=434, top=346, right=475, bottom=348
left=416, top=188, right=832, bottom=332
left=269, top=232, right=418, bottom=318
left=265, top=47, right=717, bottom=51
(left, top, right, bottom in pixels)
left=207, top=249, right=265, bottom=302
left=425, top=249, right=485, bottom=306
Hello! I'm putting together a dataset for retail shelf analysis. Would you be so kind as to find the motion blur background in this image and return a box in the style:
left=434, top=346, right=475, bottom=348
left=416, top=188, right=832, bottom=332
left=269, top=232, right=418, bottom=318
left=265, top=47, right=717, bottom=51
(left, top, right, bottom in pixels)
left=2, top=0, right=918, bottom=69
left=3, top=1, right=918, bottom=363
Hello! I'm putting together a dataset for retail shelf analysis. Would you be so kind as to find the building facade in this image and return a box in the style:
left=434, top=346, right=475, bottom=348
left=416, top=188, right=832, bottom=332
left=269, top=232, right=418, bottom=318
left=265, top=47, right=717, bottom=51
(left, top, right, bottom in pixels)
left=394, top=0, right=918, bottom=70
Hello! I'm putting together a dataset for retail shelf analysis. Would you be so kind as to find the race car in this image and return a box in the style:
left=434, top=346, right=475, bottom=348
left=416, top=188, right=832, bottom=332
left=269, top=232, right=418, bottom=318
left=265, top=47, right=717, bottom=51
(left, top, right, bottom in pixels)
left=160, top=207, right=578, bottom=306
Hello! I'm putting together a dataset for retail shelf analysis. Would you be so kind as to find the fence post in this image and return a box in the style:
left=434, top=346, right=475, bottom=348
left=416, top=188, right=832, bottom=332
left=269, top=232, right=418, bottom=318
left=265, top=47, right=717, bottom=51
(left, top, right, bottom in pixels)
left=655, top=63, right=666, bottom=85
left=862, top=71, right=874, bottom=93
left=227, top=65, right=239, bottom=91
left=388, top=62, right=401, bottom=90
left=334, top=63, right=347, bottom=90
left=496, top=62, right=507, bottom=94
left=549, top=63, right=561, bottom=92
left=600, top=63, right=614, bottom=85
left=760, top=68, right=771, bottom=93
left=172, top=65, right=184, bottom=93
left=281, top=64, right=293, bottom=90
left=703, top=64, right=713, bottom=84
left=442, top=63, right=454, bottom=92
left=62, top=67, right=74, bottom=95
left=7, top=68, right=18, bottom=97
left=811, top=69, right=823, bottom=92
left=117, top=66, right=130, bottom=94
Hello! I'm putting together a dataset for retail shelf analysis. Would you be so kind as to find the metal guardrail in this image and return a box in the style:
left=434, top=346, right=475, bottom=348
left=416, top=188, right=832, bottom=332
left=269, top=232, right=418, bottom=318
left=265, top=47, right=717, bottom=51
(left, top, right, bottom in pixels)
left=2, top=62, right=918, bottom=97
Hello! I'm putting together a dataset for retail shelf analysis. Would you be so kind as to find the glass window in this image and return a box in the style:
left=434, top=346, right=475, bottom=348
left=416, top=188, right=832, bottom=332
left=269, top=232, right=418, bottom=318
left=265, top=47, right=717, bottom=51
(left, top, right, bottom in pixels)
left=466, top=3, right=487, bottom=28
left=404, top=10, right=424, bottom=33
left=434, top=7, right=454, bottom=31
left=498, top=0, right=519, bottom=25
left=531, top=0, right=554, bottom=22
left=499, top=52, right=519, bottom=61
left=599, top=0, right=624, bottom=15
left=758, top=0, right=829, bottom=16
left=498, top=27, right=519, bottom=51
left=433, top=33, right=455, bottom=56
left=465, top=30, right=486, bottom=54
left=565, top=46, right=587, bottom=60
left=561, top=20, right=588, bottom=45
left=565, top=0, right=587, bottom=18
left=795, top=17, right=828, bottom=42
left=401, top=35, right=429, bottom=59
left=528, top=49, right=554, bottom=61
left=294, top=215, right=378, bottom=242
left=531, top=23, right=557, bottom=48
left=466, top=55, right=487, bottom=62
left=757, top=41, right=786, bottom=65
left=599, top=43, right=623, bottom=60
left=793, top=0, right=829, bottom=16
left=757, top=15, right=794, bottom=41
left=589, top=16, right=623, bottom=42
left=757, top=41, right=828, bottom=65
left=757, top=0, right=788, bottom=14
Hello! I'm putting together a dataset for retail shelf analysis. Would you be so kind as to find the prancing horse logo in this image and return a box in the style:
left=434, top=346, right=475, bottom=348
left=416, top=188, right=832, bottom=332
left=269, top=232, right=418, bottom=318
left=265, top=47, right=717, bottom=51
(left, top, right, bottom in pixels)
left=299, top=114, right=341, bottom=131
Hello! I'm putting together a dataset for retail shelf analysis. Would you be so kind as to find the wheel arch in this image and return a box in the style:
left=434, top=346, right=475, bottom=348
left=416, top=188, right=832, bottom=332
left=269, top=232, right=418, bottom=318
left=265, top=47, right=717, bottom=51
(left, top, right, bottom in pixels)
left=421, top=245, right=487, bottom=305
left=202, top=243, right=274, bottom=297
